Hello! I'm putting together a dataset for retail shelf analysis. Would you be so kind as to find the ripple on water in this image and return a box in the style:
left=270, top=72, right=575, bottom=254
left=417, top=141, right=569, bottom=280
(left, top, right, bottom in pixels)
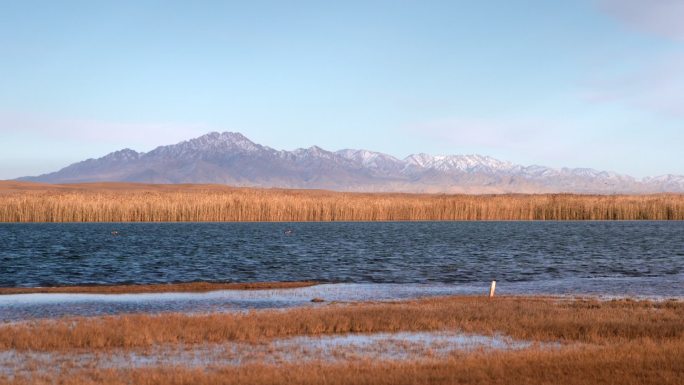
left=1, top=222, right=683, bottom=289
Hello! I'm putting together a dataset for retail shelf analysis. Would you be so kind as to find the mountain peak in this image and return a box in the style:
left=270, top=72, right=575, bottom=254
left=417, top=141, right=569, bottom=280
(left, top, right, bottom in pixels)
left=101, top=148, right=141, bottom=161
left=404, top=153, right=434, bottom=168
left=291, top=145, right=336, bottom=160
left=190, top=131, right=258, bottom=150
left=404, top=153, right=514, bottom=172
left=148, top=131, right=261, bottom=157
left=18, top=131, right=684, bottom=193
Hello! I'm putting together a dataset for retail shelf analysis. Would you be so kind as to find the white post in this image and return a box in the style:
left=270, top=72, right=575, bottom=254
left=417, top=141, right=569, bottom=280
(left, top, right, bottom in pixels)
left=489, top=281, right=496, bottom=298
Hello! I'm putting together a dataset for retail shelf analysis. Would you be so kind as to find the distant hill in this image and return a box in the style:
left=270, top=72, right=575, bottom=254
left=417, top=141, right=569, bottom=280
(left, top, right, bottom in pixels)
left=19, top=131, right=684, bottom=193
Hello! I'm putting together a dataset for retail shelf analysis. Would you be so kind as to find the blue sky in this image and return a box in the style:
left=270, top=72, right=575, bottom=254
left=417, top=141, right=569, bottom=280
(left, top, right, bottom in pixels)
left=1, top=0, right=683, bottom=179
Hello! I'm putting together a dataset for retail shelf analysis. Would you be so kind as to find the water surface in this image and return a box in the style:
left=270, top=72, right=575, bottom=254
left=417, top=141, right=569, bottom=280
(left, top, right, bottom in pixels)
left=2, top=221, right=682, bottom=286
left=1, top=222, right=683, bottom=320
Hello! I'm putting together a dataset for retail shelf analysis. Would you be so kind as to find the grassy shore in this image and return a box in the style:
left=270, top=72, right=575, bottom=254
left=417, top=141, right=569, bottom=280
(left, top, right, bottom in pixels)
left=3, top=296, right=682, bottom=350
left=2, top=295, right=683, bottom=384
left=8, top=345, right=683, bottom=385
left=1, top=181, right=683, bottom=222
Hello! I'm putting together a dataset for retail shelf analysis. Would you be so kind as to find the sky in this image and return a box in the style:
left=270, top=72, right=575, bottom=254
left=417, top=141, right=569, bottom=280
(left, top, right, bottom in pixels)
left=1, top=0, right=683, bottom=179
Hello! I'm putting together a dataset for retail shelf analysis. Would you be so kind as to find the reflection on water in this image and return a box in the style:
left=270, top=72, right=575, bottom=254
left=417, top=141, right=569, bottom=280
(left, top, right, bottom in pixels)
left=1, top=279, right=682, bottom=322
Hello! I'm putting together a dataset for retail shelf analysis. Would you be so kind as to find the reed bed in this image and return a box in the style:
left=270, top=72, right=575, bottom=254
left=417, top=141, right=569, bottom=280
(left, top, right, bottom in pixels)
left=2, top=296, right=682, bottom=351
left=6, top=342, right=684, bottom=385
left=1, top=296, right=683, bottom=384
left=1, top=182, right=683, bottom=222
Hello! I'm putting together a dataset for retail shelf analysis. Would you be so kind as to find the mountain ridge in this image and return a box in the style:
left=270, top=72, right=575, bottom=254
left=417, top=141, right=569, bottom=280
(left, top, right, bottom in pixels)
left=19, top=131, right=684, bottom=194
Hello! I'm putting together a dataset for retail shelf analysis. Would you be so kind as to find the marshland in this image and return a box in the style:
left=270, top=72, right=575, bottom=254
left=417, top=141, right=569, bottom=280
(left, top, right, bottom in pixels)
left=2, top=181, right=684, bottom=222
left=5, top=0, right=684, bottom=383
left=1, top=182, right=683, bottom=384
left=1, top=295, right=683, bottom=384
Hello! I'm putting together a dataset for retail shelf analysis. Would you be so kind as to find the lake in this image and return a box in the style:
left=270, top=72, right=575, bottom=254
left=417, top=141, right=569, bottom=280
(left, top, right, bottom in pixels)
left=1, top=221, right=682, bottom=293
left=2, top=221, right=683, bottom=320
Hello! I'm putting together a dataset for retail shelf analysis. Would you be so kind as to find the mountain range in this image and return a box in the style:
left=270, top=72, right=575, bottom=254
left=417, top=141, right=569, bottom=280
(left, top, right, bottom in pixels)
left=19, top=132, right=684, bottom=194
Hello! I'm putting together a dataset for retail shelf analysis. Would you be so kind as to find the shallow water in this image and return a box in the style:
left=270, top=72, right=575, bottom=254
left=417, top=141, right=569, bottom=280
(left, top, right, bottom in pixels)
left=1, top=279, right=682, bottom=321
left=0, top=283, right=469, bottom=321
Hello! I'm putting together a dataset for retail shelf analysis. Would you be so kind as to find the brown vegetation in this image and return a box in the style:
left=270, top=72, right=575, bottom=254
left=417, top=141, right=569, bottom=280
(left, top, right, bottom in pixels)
left=1, top=296, right=683, bottom=384
left=1, top=181, right=683, bottom=222
left=5, top=342, right=684, bottom=385
left=0, top=281, right=317, bottom=295
left=2, top=296, right=682, bottom=351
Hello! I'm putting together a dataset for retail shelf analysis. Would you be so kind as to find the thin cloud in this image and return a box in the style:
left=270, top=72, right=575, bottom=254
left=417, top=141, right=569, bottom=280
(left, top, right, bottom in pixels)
left=584, top=53, right=684, bottom=118
left=403, top=116, right=682, bottom=177
left=0, top=112, right=212, bottom=150
left=599, top=0, right=684, bottom=41
left=403, top=116, right=594, bottom=169
left=407, top=117, right=552, bottom=150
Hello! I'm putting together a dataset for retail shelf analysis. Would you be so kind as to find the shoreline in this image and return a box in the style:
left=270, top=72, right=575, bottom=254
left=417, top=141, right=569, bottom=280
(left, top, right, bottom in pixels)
left=3, top=295, right=682, bottom=348
left=3, top=218, right=684, bottom=223
left=0, top=281, right=319, bottom=295
left=2, top=280, right=682, bottom=299
left=3, top=281, right=682, bottom=324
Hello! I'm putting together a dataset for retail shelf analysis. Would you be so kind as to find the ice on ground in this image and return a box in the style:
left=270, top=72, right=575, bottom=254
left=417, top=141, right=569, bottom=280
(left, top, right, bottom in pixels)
left=0, top=331, right=541, bottom=377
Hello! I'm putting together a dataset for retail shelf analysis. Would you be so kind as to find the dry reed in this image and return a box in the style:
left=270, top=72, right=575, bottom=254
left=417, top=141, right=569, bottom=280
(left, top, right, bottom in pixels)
left=1, top=181, right=683, bottom=222
left=2, top=296, right=682, bottom=351
left=1, top=297, right=683, bottom=385
left=5, top=342, right=684, bottom=385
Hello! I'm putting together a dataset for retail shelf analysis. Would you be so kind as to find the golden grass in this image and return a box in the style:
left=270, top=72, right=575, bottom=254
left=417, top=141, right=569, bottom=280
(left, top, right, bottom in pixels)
left=2, top=296, right=682, bottom=351
left=1, top=181, right=683, bottom=222
left=5, top=342, right=684, bottom=385
left=0, top=281, right=317, bottom=295
left=1, top=296, right=683, bottom=385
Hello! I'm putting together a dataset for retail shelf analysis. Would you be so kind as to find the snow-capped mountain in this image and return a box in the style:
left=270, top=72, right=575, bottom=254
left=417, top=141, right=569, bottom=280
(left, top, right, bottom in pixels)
left=404, top=153, right=517, bottom=173
left=19, top=132, right=684, bottom=193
